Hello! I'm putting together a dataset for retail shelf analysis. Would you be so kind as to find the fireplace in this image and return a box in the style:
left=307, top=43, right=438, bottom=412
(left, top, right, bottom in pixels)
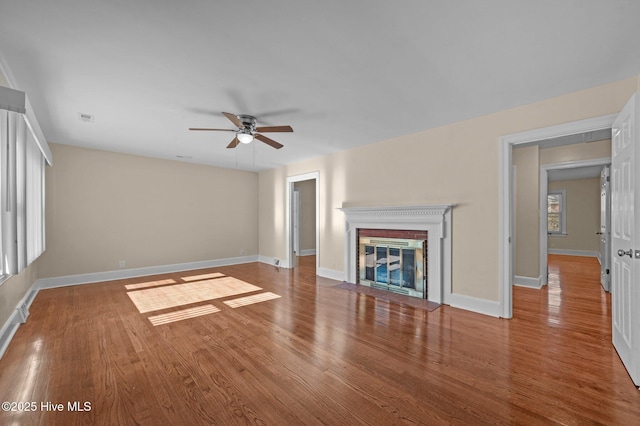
left=339, top=204, right=453, bottom=304
left=357, top=229, right=427, bottom=298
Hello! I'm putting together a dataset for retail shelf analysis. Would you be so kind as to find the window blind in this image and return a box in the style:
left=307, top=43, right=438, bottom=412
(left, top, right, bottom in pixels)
left=0, top=87, right=47, bottom=278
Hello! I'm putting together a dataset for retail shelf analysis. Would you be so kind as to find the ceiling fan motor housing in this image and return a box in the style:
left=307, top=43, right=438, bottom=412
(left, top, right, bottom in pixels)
left=238, top=114, right=257, bottom=132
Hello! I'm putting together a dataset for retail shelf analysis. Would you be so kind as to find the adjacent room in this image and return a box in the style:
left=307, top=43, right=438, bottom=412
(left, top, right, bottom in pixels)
left=1, top=1, right=640, bottom=424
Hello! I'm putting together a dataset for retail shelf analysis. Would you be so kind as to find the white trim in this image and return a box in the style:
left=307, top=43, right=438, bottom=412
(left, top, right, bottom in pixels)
left=499, top=114, right=616, bottom=319
left=446, top=293, right=501, bottom=318
left=300, top=249, right=317, bottom=256
left=547, top=249, right=600, bottom=258
left=285, top=172, right=319, bottom=270
left=338, top=204, right=453, bottom=305
left=317, top=267, right=344, bottom=282
left=514, top=275, right=543, bottom=289
left=258, top=255, right=280, bottom=266
left=35, top=255, right=258, bottom=290
left=0, top=287, right=37, bottom=359
left=539, top=157, right=610, bottom=286
left=0, top=311, right=21, bottom=360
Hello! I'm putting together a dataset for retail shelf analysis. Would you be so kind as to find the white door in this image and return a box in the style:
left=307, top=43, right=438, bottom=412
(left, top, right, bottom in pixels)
left=293, top=189, right=300, bottom=257
left=611, top=93, right=640, bottom=386
left=600, top=165, right=611, bottom=292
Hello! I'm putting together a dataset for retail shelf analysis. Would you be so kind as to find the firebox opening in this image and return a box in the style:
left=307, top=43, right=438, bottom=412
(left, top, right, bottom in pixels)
left=357, top=229, right=428, bottom=299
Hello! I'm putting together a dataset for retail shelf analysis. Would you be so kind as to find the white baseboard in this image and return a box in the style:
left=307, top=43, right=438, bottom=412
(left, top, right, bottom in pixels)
left=258, top=255, right=282, bottom=267
left=0, top=311, right=21, bottom=360
left=35, top=255, right=259, bottom=290
left=0, top=288, right=38, bottom=359
left=317, top=267, right=344, bottom=282
left=299, top=249, right=317, bottom=256
left=445, top=293, right=501, bottom=318
left=514, top=275, right=543, bottom=289
left=548, top=249, right=599, bottom=258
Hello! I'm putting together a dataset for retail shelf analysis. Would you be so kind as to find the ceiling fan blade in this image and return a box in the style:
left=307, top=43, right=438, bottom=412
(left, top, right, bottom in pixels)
left=255, top=125, right=293, bottom=133
left=189, top=128, right=236, bottom=131
left=226, top=137, right=240, bottom=149
left=222, top=112, right=243, bottom=128
left=255, top=133, right=283, bottom=149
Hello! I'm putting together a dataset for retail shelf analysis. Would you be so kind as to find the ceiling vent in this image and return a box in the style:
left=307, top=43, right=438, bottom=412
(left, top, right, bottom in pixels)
left=78, top=112, right=94, bottom=123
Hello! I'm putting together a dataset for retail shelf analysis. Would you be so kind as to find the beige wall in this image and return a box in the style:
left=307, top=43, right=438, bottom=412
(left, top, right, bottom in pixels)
left=38, top=143, right=259, bottom=278
left=548, top=178, right=601, bottom=252
left=513, top=145, right=540, bottom=278
left=259, top=76, right=638, bottom=302
left=293, top=179, right=316, bottom=252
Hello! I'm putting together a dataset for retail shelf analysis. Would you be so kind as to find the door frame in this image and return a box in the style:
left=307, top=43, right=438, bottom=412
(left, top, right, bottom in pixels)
left=499, top=114, right=617, bottom=318
left=285, top=171, right=319, bottom=270
left=538, top=157, right=611, bottom=286
left=599, top=165, right=612, bottom=292
left=293, top=189, right=300, bottom=257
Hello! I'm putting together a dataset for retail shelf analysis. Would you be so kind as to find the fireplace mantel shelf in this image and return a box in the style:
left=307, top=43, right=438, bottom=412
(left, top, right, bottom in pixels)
left=339, top=204, right=453, bottom=217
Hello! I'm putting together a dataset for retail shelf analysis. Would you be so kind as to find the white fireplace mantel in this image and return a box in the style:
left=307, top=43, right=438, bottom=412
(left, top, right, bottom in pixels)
left=338, top=204, right=453, bottom=304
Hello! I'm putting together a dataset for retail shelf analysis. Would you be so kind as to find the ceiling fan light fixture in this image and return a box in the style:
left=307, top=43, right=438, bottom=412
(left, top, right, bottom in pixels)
left=237, top=132, right=254, bottom=144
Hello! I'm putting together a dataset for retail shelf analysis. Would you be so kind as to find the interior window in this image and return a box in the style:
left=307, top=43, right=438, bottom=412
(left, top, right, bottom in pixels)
left=547, top=190, right=566, bottom=235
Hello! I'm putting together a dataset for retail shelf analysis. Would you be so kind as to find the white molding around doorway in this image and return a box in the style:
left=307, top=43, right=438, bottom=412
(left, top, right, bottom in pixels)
left=499, top=114, right=616, bottom=319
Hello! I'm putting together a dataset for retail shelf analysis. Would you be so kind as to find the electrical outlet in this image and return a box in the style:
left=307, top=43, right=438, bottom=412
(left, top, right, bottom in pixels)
left=118, top=260, right=125, bottom=268
left=240, top=248, right=245, bottom=256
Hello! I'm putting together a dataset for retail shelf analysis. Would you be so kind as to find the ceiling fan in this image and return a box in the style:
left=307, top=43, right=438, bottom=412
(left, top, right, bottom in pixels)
left=189, top=112, right=292, bottom=149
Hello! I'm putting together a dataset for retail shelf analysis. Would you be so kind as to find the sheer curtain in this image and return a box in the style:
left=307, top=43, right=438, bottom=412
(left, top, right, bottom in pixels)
left=0, top=88, right=47, bottom=278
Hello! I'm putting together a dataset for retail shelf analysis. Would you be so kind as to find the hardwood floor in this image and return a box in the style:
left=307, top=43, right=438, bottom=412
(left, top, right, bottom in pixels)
left=1, top=254, right=639, bottom=425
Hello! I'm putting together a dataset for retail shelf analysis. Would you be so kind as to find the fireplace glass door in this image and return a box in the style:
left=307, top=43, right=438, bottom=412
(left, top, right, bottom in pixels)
left=359, top=237, right=425, bottom=298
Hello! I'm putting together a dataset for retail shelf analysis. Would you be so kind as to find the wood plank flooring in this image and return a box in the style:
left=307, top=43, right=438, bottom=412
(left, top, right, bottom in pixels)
left=1, top=254, right=639, bottom=425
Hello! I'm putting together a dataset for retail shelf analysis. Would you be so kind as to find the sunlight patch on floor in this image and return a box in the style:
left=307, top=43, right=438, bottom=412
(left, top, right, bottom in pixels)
left=181, top=272, right=225, bottom=282
left=148, top=304, right=220, bottom=326
left=125, top=279, right=177, bottom=290
left=223, top=292, right=281, bottom=308
left=127, top=277, right=262, bottom=313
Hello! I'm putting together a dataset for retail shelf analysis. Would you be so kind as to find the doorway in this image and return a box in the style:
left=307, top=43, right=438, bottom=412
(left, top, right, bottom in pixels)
left=499, top=114, right=617, bottom=318
left=539, top=158, right=611, bottom=288
left=285, top=172, right=319, bottom=271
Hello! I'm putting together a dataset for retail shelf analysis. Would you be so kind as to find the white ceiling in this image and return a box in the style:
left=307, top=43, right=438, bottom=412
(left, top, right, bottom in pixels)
left=2, top=1, right=640, bottom=171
